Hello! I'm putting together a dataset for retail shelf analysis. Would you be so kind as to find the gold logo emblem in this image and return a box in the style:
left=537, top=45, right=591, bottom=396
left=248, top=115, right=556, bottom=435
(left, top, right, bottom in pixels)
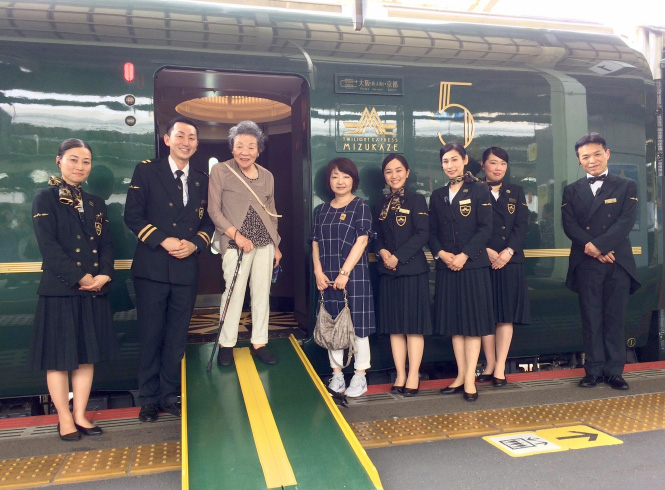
left=437, top=82, right=475, bottom=148
left=396, top=215, right=407, bottom=227
left=199, top=207, right=204, bottom=219
left=340, top=213, right=347, bottom=221
left=343, top=107, right=396, bottom=135
left=460, top=204, right=471, bottom=217
left=508, top=203, right=515, bottom=215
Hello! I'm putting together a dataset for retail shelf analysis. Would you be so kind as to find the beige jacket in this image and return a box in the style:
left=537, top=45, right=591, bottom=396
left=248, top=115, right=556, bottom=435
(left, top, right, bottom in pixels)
left=208, top=159, right=280, bottom=255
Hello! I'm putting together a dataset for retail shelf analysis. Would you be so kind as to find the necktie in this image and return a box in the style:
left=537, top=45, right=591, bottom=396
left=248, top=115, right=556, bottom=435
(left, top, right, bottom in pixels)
left=175, top=170, right=184, bottom=205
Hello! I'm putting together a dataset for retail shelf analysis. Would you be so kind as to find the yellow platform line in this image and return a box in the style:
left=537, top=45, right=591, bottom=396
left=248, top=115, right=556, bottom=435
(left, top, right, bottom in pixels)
left=181, top=356, right=189, bottom=490
left=234, top=347, right=297, bottom=489
left=289, top=335, right=384, bottom=490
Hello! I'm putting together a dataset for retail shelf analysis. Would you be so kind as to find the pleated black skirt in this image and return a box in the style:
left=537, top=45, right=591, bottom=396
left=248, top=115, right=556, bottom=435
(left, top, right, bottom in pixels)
left=433, top=267, right=495, bottom=337
left=28, top=295, right=118, bottom=371
left=377, top=272, right=433, bottom=335
left=489, top=262, right=531, bottom=325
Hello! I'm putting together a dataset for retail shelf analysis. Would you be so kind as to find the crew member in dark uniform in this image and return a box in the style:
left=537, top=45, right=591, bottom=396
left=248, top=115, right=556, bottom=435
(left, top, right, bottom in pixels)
left=124, top=116, right=214, bottom=421
left=374, top=154, right=431, bottom=397
left=429, top=142, right=494, bottom=402
left=562, top=133, right=640, bottom=390
left=477, top=147, right=530, bottom=387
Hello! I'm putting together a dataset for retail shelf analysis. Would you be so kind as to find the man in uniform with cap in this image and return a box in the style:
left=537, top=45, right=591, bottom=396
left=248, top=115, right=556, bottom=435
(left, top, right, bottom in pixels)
left=125, top=116, right=214, bottom=421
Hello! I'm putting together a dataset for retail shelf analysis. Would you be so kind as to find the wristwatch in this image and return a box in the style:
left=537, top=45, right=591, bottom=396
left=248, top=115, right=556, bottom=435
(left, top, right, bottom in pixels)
left=506, top=248, right=514, bottom=256
left=339, top=269, right=349, bottom=276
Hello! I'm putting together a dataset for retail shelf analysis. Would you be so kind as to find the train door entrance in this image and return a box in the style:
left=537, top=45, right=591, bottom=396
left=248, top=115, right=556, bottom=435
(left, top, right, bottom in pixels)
left=153, top=67, right=310, bottom=335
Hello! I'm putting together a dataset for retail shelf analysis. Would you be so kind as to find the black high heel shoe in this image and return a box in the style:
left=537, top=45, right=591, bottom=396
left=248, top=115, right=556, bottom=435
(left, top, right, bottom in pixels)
left=463, top=391, right=478, bottom=402
left=440, top=385, right=464, bottom=395
left=57, top=423, right=81, bottom=441
left=403, top=382, right=420, bottom=397
left=75, top=422, right=103, bottom=436
left=391, top=385, right=405, bottom=394
left=492, top=376, right=507, bottom=387
left=476, top=373, right=494, bottom=383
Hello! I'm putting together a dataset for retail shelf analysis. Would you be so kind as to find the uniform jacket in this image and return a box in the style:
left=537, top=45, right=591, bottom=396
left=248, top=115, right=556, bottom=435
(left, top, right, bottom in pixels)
left=487, top=183, right=528, bottom=264
left=428, top=181, right=493, bottom=270
left=124, top=158, right=214, bottom=286
left=32, top=187, right=114, bottom=296
left=373, top=190, right=429, bottom=276
left=562, top=173, right=640, bottom=293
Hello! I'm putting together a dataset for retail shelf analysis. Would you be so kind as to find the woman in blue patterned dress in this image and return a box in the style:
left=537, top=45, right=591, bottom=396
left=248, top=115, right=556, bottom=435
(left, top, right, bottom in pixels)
left=311, top=158, right=375, bottom=398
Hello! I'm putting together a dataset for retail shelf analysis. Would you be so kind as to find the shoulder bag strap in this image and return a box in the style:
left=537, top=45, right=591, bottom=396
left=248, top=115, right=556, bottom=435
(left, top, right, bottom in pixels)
left=225, top=162, right=282, bottom=218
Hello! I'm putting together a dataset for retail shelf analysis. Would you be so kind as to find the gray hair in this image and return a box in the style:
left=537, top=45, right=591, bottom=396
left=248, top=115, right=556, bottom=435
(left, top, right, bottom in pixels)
left=228, top=120, right=267, bottom=152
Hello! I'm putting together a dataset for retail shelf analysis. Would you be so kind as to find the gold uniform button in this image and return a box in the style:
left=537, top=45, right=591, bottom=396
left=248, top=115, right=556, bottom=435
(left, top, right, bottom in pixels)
left=172, top=223, right=177, bottom=227
left=586, top=226, right=590, bottom=230
left=76, top=235, right=81, bottom=240
left=501, top=226, right=506, bottom=230
left=501, top=236, right=506, bottom=240
left=90, top=237, right=94, bottom=241
left=76, top=261, right=81, bottom=266
left=189, top=227, right=193, bottom=231
left=75, top=248, right=81, bottom=253
left=94, top=262, right=98, bottom=267
left=92, top=249, right=97, bottom=253
left=169, top=202, right=174, bottom=207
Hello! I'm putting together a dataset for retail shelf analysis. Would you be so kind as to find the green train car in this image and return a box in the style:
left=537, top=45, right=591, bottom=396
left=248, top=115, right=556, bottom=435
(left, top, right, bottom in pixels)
left=0, top=0, right=661, bottom=398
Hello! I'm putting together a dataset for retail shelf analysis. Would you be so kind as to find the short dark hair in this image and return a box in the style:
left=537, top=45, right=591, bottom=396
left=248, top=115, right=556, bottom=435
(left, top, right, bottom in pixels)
left=440, top=142, right=467, bottom=160
left=57, top=138, right=92, bottom=161
left=381, top=153, right=410, bottom=172
left=574, top=132, right=606, bottom=157
left=165, top=116, right=199, bottom=138
left=228, top=120, right=267, bottom=152
left=324, top=158, right=359, bottom=194
left=482, top=146, right=510, bottom=165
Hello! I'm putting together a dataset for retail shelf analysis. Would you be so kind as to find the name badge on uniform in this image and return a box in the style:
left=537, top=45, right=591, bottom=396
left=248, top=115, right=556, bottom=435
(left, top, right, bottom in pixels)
left=459, top=199, right=471, bottom=217
left=605, top=198, right=617, bottom=204
left=340, top=213, right=347, bottom=221
left=398, top=208, right=410, bottom=214
left=509, top=197, right=517, bottom=203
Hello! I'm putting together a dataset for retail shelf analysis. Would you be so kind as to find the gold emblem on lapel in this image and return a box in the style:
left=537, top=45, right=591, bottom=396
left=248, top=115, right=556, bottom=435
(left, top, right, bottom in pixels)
left=199, top=207, right=204, bottom=219
left=460, top=204, right=471, bottom=217
left=462, top=189, right=469, bottom=193
left=94, top=213, right=103, bottom=236
left=605, top=198, right=617, bottom=204
left=508, top=203, right=515, bottom=214
left=398, top=208, right=410, bottom=214
left=89, top=201, right=94, bottom=207
left=396, top=215, right=407, bottom=227
left=506, top=189, right=511, bottom=194
left=340, top=213, right=347, bottom=221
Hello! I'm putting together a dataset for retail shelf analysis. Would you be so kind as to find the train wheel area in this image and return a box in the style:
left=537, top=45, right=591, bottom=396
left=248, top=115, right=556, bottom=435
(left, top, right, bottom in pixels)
left=1, top=356, right=664, bottom=489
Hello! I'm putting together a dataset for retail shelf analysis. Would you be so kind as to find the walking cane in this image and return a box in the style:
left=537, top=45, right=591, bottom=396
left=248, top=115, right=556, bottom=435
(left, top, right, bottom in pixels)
left=206, top=245, right=244, bottom=371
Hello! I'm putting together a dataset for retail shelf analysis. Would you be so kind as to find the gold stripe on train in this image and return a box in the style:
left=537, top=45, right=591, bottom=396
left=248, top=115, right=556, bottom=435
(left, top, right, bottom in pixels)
left=0, top=248, right=644, bottom=274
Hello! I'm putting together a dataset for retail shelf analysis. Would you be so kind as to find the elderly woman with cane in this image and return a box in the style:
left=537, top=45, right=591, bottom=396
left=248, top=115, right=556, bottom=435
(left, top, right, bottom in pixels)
left=208, top=121, right=282, bottom=366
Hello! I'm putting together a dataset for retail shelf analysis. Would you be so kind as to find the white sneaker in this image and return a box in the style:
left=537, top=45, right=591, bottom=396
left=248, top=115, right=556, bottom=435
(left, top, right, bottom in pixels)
left=345, top=374, right=367, bottom=398
left=328, top=373, right=346, bottom=393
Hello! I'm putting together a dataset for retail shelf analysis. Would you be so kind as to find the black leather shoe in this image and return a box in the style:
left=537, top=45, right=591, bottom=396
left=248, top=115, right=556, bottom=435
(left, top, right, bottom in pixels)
left=440, top=385, right=464, bottom=395
left=391, top=385, right=405, bottom=394
left=57, top=423, right=81, bottom=441
left=139, top=404, right=159, bottom=422
left=250, top=346, right=278, bottom=365
left=492, top=376, right=507, bottom=387
left=463, top=391, right=478, bottom=402
left=74, top=423, right=103, bottom=436
left=605, top=375, right=629, bottom=390
left=403, top=382, right=420, bottom=397
left=476, top=373, right=494, bottom=383
left=579, top=374, right=601, bottom=388
left=217, top=347, right=234, bottom=366
left=161, top=401, right=182, bottom=417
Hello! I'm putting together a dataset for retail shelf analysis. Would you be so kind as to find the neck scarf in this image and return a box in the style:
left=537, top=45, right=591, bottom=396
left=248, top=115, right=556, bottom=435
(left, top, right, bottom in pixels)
left=378, top=187, right=405, bottom=221
left=48, top=175, right=83, bottom=212
left=486, top=180, right=503, bottom=188
left=449, top=171, right=479, bottom=185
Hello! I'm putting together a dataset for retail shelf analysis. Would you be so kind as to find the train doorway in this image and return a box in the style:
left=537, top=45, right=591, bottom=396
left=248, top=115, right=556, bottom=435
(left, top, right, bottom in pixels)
left=153, top=67, right=311, bottom=336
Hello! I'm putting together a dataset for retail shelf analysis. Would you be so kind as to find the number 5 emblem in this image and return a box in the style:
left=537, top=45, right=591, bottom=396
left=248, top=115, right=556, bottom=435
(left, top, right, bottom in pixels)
left=438, top=82, right=475, bottom=148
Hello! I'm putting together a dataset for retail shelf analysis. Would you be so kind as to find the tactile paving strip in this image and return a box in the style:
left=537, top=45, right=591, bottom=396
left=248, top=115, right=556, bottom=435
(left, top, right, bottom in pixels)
left=130, top=441, right=181, bottom=476
left=0, top=454, right=65, bottom=489
left=357, top=392, right=665, bottom=449
left=52, top=446, right=133, bottom=484
left=372, top=417, right=447, bottom=445
left=425, top=412, right=500, bottom=439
